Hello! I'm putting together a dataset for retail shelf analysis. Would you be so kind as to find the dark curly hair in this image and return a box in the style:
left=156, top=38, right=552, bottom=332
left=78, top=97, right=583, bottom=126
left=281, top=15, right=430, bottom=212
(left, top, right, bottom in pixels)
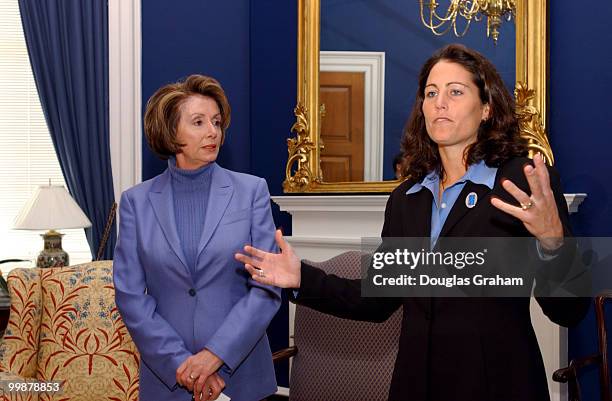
left=399, top=44, right=527, bottom=181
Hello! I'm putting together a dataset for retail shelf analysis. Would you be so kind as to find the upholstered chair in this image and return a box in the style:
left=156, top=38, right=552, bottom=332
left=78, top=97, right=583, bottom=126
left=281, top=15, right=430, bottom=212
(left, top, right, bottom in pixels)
left=273, top=251, right=402, bottom=401
left=0, top=261, right=139, bottom=401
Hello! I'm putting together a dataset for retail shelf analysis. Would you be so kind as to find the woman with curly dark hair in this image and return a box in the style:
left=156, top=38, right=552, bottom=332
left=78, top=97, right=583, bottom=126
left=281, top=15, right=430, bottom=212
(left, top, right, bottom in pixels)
left=236, top=44, right=589, bottom=401
left=399, top=43, right=527, bottom=182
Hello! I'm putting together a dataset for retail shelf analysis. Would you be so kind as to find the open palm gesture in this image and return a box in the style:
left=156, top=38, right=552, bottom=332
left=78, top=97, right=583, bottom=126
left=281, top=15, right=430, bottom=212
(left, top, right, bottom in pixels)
left=235, top=229, right=302, bottom=288
left=490, top=153, right=564, bottom=251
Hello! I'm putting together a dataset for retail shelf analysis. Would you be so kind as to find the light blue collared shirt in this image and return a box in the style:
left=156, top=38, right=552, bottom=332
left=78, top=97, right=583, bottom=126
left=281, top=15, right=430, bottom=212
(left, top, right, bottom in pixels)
left=406, top=160, right=497, bottom=248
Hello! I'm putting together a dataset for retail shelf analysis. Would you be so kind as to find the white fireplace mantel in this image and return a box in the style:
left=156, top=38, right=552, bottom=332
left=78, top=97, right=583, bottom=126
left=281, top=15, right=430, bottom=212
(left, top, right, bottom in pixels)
left=272, top=192, right=587, bottom=401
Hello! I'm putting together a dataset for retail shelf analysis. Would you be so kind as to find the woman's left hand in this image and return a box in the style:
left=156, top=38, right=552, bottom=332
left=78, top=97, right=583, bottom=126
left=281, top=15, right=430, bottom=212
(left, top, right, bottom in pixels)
left=176, top=349, right=224, bottom=392
left=490, top=153, right=564, bottom=251
left=196, top=372, right=225, bottom=401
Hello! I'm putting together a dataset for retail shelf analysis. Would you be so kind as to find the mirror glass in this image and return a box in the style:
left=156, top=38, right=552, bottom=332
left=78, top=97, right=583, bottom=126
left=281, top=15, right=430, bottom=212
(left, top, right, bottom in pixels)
left=319, top=0, right=516, bottom=182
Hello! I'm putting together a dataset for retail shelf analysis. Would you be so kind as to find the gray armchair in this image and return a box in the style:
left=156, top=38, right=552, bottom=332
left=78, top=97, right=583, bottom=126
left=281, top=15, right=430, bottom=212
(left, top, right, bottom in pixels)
left=273, top=251, right=402, bottom=401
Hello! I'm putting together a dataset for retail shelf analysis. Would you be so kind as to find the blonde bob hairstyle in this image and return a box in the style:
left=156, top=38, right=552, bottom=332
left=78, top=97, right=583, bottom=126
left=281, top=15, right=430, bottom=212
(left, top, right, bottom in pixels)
left=144, top=74, right=231, bottom=159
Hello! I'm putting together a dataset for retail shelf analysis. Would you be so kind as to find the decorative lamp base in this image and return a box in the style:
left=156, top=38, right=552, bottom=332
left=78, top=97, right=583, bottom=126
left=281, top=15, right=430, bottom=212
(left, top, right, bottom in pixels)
left=37, top=230, right=69, bottom=268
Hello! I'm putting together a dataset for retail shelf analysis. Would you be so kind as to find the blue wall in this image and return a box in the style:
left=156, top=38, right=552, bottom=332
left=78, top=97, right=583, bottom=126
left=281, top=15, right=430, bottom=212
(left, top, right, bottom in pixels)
left=142, top=1, right=252, bottom=180
left=550, top=2, right=612, bottom=399
left=249, top=0, right=298, bottom=387
left=321, top=0, right=515, bottom=179
left=249, top=0, right=297, bottom=208
left=142, top=1, right=611, bottom=397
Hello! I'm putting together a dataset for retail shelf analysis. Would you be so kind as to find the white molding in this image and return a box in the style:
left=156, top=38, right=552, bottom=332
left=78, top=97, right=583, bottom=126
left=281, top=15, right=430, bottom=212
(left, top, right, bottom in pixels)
left=564, top=193, right=587, bottom=214
left=109, top=0, right=142, bottom=204
left=276, top=387, right=290, bottom=397
left=287, top=236, right=363, bottom=248
left=274, top=193, right=584, bottom=214
left=273, top=195, right=387, bottom=212
left=273, top=195, right=385, bottom=238
left=320, top=51, right=385, bottom=181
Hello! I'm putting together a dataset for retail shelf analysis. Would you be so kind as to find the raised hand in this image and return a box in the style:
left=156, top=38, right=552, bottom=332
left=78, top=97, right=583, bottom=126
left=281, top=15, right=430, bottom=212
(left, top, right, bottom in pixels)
left=490, top=153, right=564, bottom=251
left=235, top=229, right=302, bottom=288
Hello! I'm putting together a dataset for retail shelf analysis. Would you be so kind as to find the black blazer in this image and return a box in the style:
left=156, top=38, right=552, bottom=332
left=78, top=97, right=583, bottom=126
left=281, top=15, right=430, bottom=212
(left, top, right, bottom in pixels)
left=292, top=157, right=590, bottom=401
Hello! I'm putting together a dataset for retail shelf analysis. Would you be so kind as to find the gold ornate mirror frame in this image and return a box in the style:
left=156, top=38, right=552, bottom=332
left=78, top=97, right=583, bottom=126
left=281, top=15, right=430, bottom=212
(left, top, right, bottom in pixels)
left=283, top=0, right=552, bottom=193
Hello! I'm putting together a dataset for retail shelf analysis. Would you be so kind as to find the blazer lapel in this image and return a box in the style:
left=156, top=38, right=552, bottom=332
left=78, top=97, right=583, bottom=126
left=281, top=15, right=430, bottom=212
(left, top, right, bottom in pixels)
left=403, top=189, right=433, bottom=238
left=438, top=182, right=492, bottom=238
left=148, top=170, right=190, bottom=274
left=196, top=164, right=233, bottom=260
left=403, top=188, right=434, bottom=315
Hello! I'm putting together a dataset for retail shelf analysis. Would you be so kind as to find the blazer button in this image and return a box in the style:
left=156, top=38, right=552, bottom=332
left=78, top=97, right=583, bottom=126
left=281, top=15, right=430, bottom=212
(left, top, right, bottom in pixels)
left=188, top=288, right=196, bottom=297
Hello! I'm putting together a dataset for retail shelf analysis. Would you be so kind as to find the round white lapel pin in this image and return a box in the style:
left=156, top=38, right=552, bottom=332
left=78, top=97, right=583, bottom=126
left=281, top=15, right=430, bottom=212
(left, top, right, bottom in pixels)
left=465, top=192, right=478, bottom=208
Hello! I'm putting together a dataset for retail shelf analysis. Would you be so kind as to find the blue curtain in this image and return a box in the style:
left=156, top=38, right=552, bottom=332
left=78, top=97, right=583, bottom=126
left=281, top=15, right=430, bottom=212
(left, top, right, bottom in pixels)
left=18, top=0, right=116, bottom=259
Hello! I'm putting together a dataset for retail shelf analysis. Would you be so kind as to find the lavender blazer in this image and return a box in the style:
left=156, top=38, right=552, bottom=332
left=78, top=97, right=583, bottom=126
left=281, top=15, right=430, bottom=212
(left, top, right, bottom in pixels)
left=113, top=164, right=281, bottom=401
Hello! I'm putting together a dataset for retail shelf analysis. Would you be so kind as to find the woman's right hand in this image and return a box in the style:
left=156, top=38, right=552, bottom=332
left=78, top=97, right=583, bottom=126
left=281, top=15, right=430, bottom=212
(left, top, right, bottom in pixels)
left=235, top=229, right=301, bottom=288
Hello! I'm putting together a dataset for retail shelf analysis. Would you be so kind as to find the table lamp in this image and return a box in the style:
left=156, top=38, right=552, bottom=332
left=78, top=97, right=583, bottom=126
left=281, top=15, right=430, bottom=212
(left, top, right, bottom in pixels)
left=13, top=184, right=92, bottom=268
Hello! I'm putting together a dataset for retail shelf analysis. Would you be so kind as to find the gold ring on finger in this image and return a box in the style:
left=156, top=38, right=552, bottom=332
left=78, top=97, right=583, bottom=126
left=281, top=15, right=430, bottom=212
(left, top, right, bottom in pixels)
left=520, top=200, right=534, bottom=210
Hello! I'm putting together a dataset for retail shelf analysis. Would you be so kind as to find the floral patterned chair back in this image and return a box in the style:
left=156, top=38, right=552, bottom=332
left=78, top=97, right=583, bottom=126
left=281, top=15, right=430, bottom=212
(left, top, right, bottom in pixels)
left=0, top=261, right=140, bottom=401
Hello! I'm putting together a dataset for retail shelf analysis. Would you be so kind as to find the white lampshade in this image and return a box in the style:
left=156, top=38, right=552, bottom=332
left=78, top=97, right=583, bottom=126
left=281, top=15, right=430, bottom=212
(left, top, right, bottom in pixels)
left=13, top=185, right=92, bottom=230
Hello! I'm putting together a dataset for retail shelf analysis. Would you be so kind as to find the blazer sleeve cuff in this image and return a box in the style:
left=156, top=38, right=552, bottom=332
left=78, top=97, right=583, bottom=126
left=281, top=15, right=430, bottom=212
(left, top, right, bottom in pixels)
left=151, top=349, right=192, bottom=390
left=289, top=261, right=323, bottom=302
left=205, top=339, right=237, bottom=373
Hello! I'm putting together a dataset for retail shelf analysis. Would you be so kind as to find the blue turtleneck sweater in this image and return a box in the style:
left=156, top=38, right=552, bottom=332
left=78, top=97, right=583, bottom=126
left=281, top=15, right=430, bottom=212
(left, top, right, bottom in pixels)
left=168, top=157, right=214, bottom=274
